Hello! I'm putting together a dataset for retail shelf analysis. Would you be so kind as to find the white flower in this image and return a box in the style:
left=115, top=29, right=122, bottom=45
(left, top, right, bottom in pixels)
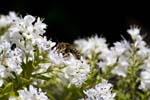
left=0, top=12, right=48, bottom=62
left=47, top=49, right=90, bottom=87
left=32, top=37, right=56, bottom=53
left=0, top=41, right=23, bottom=77
left=139, top=68, right=150, bottom=91
left=74, top=35, right=108, bottom=59
left=110, top=40, right=130, bottom=56
left=127, top=26, right=140, bottom=40
left=0, top=40, right=11, bottom=52
left=81, top=79, right=116, bottom=100
left=5, top=48, right=23, bottom=74
left=0, top=79, right=3, bottom=87
left=0, top=65, right=5, bottom=87
left=0, top=15, right=11, bottom=27
left=98, top=50, right=117, bottom=71
left=127, top=26, right=148, bottom=57
left=34, top=17, right=47, bottom=35
left=139, top=57, right=150, bottom=91
left=9, top=96, right=17, bottom=100
left=112, top=56, right=129, bottom=77
left=0, top=12, right=18, bottom=27
left=48, top=49, right=65, bottom=65
left=136, top=40, right=150, bottom=58
left=62, top=56, right=90, bottom=87
left=0, top=63, right=7, bottom=77
left=23, top=15, right=35, bottom=26
left=12, top=85, right=50, bottom=100
left=32, top=63, right=51, bottom=79
left=8, top=12, right=19, bottom=21
left=99, top=40, right=130, bottom=72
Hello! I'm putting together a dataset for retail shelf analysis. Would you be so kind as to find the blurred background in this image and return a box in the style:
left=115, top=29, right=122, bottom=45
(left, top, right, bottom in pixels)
left=1, top=1, right=150, bottom=45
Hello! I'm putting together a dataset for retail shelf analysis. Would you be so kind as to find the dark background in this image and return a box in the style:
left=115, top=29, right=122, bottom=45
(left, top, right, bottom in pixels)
left=1, top=1, right=150, bottom=45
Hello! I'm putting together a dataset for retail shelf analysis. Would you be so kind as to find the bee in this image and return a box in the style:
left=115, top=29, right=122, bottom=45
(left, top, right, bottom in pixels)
left=53, top=42, right=81, bottom=59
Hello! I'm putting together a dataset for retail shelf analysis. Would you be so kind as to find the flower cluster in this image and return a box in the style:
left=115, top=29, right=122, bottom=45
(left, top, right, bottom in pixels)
left=9, top=85, right=49, bottom=100
left=74, top=26, right=150, bottom=99
left=0, top=12, right=92, bottom=100
left=80, top=80, right=116, bottom=100
left=2, top=12, right=150, bottom=100
left=74, top=35, right=108, bottom=59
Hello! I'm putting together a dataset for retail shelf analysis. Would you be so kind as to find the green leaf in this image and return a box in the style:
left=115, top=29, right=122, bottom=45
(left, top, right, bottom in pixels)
left=0, top=25, right=10, bottom=36
left=47, top=91, right=56, bottom=100
left=32, top=75, right=51, bottom=80
left=3, top=83, right=13, bottom=93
